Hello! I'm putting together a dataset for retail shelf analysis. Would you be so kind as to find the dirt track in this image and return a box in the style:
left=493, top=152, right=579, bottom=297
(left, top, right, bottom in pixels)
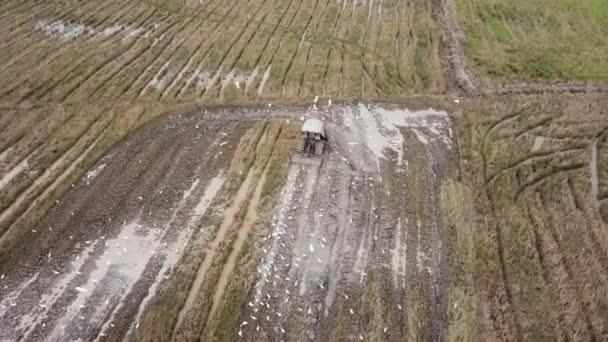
left=0, top=104, right=459, bottom=341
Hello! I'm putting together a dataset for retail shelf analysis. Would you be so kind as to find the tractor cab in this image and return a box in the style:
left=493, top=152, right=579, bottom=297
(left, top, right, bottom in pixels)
left=289, top=118, right=326, bottom=166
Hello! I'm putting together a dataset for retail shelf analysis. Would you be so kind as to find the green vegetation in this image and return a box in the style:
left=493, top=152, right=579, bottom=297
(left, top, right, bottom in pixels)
left=456, top=0, right=608, bottom=81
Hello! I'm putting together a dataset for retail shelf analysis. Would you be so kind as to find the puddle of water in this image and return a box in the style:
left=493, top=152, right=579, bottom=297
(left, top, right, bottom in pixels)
left=85, top=163, right=106, bottom=182
left=0, top=159, right=28, bottom=190
left=35, top=19, right=152, bottom=42
left=390, top=218, right=406, bottom=289
left=257, top=65, right=272, bottom=97
left=182, top=179, right=200, bottom=201
left=591, top=138, right=599, bottom=209
left=531, top=136, right=545, bottom=152
left=35, top=19, right=93, bottom=41
left=117, top=175, right=224, bottom=339
left=16, top=244, right=97, bottom=339
left=47, top=222, right=161, bottom=340
left=150, top=66, right=176, bottom=91
left=342, top=104, right=451, bottom=169
left=252, top=168, right=299, bottom=305
left=0, top=271, right=40, bottom=318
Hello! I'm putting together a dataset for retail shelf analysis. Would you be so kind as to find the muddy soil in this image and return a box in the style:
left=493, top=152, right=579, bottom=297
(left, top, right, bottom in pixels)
left=235, top=104, right=459, bottom=341
left=0, top=104, right=459, bottom=341
left=0, top=113, right=250, bottom=341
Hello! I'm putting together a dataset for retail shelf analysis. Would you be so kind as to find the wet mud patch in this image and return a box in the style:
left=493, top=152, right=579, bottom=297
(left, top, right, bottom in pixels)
left=0, top=111, right=247, bottom=341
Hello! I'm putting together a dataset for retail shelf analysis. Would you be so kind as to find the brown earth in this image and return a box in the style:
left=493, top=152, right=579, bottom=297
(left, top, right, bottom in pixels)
left=1, top=0, right=607, bottom=341
left=0, top=104, right=464, bottom=341
left=0, top=112, right=250, bottom=341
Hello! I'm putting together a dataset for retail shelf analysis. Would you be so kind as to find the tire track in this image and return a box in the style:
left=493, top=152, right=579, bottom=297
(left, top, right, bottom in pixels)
left=157, top=0, right=227, bottom=99
left=170, top=122, right=270, bottom=340
left=484, top=175, right=522, bottom=340
left=0, top=0, right=126, bottom=60
left=336, top=0, right=359, bottom=97
left=217, top=13, right=271, bottom=99
left=485, top=146, right=588, bottom=185
left=0, top=0, right=56, bottom=38
left=295, top=0, right=332, bottom=97
left=0, top=2, right=83, bottom=67
left=200, top=126, right=281, bottom=338
left=0, top=0, right=38, bottom=19
left=1, top=4, right=153, bottom=101
left=48, top=8, right=161, bottom=102
left=234, top=0, right=299, bottom=97
left=138, top=0, right=243, bottom=98
left=112, top=4, right=227, bottom=99
left=54, top=11, right=175, bottom=101
left=0, top=110, right=76, bottom=190
left=320, top=1, right=349, bottom=96
left=489, top=217, right=523, bottom=341
left=200, top=0, right=272, bottom=98
left=279, top=0, right=321, bottom=98
left=0, top=0, right=138, bottom=94
left=534, top=195, right=599, bottom=340
left=0, top=109, right=106, bottom=223
left=0, top=110, right=115, bottom=255
left=113, top=7, right=213, bottom=99
left=213, top=0, right=278, bottom=99
left=0, top=0, right=115, bottom=62
left=513, top=163, right=587, bottom=201
left=170, top=0, right=244, bottom=98
left=524, top=202, right=575, bottom=341
left=513, top=117, right=554, bottom=139
left=373, top=0, right=383, bottom=53
left=0, top=110, right=46, bottom=161
left=31, top=9, right=161, bottom=103
left=85, top=15, right=188, bottom=99
left=249, top=0, right=306, bottom=98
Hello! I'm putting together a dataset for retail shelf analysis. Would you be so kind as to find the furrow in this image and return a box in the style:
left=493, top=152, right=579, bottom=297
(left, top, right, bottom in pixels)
left=279, top=0, right=321, bottom=98
left=0, top=0, right=138, bottom=84
left=172, top=0, right=243, bottom=98
left=251, top=0, right=306, bottom=97
left=201, top=1, right=270, bottom=98
left=117, top=10, right=210, bottom=99
left=171, top=123, right=270, bottom=339
left=235, top=0, right=298, bottom=97
left=86, top=17, right=189, bottom=99
left=0, top=110, right=110, bottom=241
left=1, top=6, right=156, bottom=102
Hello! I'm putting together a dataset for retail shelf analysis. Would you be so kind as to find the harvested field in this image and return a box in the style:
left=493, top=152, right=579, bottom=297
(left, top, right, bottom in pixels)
left=0, top=111, right=250, bottom=341
left=1, top=0, right=608, bottom=340
left=0, top=0, right=446, bottom=106
left=456, top=95, right=608, bottom=341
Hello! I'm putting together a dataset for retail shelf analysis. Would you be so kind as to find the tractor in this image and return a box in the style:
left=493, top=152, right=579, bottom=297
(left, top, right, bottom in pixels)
left=289, top=118, right=326, bottom=166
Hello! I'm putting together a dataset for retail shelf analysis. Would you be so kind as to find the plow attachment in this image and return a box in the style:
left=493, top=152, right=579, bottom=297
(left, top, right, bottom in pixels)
left=289, top=153, right=323, bottom=167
